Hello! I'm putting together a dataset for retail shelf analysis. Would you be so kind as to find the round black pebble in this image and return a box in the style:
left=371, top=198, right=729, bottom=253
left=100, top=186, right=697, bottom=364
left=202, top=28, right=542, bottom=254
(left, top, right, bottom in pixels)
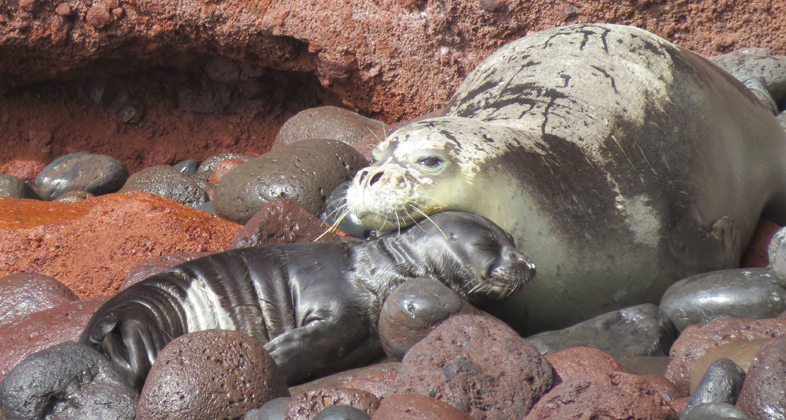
left=313, top=404, right=372, bottom=420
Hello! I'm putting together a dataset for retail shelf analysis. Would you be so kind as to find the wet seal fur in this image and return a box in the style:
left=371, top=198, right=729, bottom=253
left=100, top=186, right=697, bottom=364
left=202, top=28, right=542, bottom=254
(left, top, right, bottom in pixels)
left=79, top=211, right=533, bottom=389
left=346, top=23, right=786, bottom=333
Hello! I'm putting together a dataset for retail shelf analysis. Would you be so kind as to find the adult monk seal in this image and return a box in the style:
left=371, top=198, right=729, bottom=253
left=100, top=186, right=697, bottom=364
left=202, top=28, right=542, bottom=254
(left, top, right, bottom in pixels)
left=345, top=23, right=786, bottom=333
left=79, top=211, right=533, bottom=389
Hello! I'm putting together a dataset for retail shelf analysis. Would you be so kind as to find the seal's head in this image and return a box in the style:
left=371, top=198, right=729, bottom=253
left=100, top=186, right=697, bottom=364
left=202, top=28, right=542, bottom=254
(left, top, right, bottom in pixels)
left=403, top=211, right=535, bottom=305
left=347, top=117, right=521, bottom=233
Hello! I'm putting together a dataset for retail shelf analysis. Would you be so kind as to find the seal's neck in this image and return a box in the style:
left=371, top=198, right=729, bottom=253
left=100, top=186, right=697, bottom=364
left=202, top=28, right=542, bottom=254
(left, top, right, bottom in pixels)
left=356, top=232, right=460, bottom=302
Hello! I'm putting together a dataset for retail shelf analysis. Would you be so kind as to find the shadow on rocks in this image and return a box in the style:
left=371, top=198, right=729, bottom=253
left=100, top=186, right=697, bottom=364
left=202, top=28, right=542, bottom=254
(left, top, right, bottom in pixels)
left=0, top=341, right=137, bottom=420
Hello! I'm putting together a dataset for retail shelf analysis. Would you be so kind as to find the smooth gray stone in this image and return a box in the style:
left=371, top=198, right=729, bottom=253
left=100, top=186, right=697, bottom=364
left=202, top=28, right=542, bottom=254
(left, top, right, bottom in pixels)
left=660, top=267, right=786, bottom=332
left=214, top=139, right=367, bottom=224
left=526, top=303, right=675, bottom=359
left=243, top=397, right=292, bottom=420
left=273, top=106, right=384, bottom=149
left=321, top=181, right=374, bottom=239
left=193, top=152, right=255, bottom=182
left=196, top=200, right=216, bottom=215
left=0, top=174, right=40, bottom=199
left=709, top=47, right=786, bottom=108
left=313, top=405, right=371, bottom=420
left=0, top=341, right=137, bottom=420
left=35, top=152, right=129, bottom=200
left=119, top=165, right=209, bottom=208
left=769, top=227, right=786, bottom=286
left=680, top=403, right=754, bottom=420
left=683, top=358, right=746, bottom=416
left=173, top=159, right=199, bottom=177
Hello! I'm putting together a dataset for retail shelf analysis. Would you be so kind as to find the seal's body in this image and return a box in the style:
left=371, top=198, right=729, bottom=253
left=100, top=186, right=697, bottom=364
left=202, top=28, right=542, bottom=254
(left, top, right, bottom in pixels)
left=346, top=24, right=786, bottom=333
left=80, top=211, right=533, bottom=388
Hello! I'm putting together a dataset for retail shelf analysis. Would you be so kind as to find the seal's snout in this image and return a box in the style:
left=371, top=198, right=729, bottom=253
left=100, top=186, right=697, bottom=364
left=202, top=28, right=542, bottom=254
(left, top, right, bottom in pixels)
left=357, top=167, right=385, bottom=187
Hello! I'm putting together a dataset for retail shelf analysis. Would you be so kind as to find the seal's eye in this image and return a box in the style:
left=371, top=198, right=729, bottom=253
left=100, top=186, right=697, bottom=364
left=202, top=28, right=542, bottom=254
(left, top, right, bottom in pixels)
left=418, top=156, right=444, bottom=169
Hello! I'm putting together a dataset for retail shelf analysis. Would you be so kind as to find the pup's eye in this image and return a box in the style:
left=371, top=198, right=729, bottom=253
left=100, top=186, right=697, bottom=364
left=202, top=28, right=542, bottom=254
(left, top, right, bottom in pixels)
left=418, top=157, right=444, bottom=168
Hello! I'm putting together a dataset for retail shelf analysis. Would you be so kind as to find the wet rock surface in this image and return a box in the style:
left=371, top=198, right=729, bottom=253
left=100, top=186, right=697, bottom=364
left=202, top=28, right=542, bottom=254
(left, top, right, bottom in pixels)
left=394, top=314, right=553, bottom=419
left=229, top=196, right=349, bottom=248
left=687, top=338, right=770, bottom=394
left=244, top=396, right=292, bottom=420
left=661, top=267, right=786, bottom=332
left=0, top=174, right=40, bottom=199
left=137, top=329, right=290, bottom=420
left=379, top=277, right=471, bottom=361
left=0, top=297, right=106, bottom=382
left=527, top=303, right=676, bottom=359
left=119, top=165, right=210, bottom=208
left=666, top=318, right=786, bottom=395
left=273, top=106, right=386, bottom=156
left=0, top=273, right=78, bottom=327
left=682, top=358, right=746, bottom=416
left=0, top=341, right=137, bottom=420
left=214, top=139, right=367, bottom=224
left=736, top=337, right=786, bottom=420
left=34, top=152, right=129, bottom=200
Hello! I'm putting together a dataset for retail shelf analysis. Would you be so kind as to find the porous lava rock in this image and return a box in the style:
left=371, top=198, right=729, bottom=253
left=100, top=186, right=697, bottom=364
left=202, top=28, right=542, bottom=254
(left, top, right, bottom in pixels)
left=0, top=173, right=40, bottom=199
left=208, top=158, right=245, bottom=184
left=0, top=272, right=78, bottom=327
left=665, top=318, right=786, bottom=395
left=545, top=346, right=623, bottom=383
left=0, top=191, right=241, bottom=298
left=0, top=297, right=107, bottom=382
left=286, top=387, right=380, bottom=420
left=229, top=196, right=351, bottom=248
left=119, top=165, right=210, bottom=208
left=288, top=362, right=401, bottom=398
left=0, top=341, right=137, bottom=420
left=525, top=371, right=679, bottom=420
left=1, top=0, right=786, bottom=172
left=378, top=277, right=481, bottom=361
left=736, top=337, right=786, bottom=420
left=393, top=314, right=553, bottom=419
left=137, top=329, right=290, bottom=420
left=372, top=393, right=474, bottom=420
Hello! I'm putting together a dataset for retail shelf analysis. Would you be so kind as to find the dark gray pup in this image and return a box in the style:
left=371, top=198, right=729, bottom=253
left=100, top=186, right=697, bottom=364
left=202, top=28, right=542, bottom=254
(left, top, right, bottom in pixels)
left=346, top=23, right=786, bottom=333
left=80, top=211, right=533, bottom=389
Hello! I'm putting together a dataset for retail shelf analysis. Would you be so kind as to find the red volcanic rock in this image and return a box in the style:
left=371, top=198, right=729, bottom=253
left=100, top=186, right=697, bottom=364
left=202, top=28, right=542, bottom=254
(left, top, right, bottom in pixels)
left=393, top=314, right=553, bottom=419
left=665, top=318, right=786, bottom=395
left=545, top=346, right=623, bottom=382
left=341, top=370, right=398, bottom=401
left=2, top=1, right=786, bottom=172
left=138, top=330, right=289, bottom=420
left=207, top=158, right=244, bottom=184
left=286, top=387, right=380, bottom=420
left=0, top=273, right=78, bottom=327
left=229, top=197, right=350, bottom=248
left=0, top=160, right=47, bottom=181
left=0, top=191, right=241, bottom=298
left=525, top=371, right=679, bottom=420
left=373, top=393, right=474, bottom=420
left=0, top=297, right=106, bottom=382
left=736, top=337, right=786, bottom=419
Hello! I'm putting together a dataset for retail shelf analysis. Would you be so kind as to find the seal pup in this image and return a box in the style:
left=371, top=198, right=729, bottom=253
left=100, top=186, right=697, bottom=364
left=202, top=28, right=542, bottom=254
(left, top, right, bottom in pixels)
left=345, top=23, right=786, bottom=333
left=79, top=211, right=533, bottom=389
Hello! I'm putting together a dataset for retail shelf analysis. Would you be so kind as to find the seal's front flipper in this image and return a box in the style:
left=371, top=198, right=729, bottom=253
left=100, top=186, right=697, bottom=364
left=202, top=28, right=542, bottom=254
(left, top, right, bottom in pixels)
left=706, top=216, right=742, bottom=269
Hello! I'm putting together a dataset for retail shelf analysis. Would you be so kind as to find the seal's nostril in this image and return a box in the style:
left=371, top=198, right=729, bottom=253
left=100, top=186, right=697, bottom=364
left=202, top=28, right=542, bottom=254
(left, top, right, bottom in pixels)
left=369, top=172, right=383, bottom=186
left=358, top=170, right=368, bottom=184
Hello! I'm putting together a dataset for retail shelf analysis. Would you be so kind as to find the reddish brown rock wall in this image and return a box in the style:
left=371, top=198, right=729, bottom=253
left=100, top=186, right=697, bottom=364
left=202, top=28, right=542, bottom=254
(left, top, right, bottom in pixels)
left=0, top=0, right=784, bottom=171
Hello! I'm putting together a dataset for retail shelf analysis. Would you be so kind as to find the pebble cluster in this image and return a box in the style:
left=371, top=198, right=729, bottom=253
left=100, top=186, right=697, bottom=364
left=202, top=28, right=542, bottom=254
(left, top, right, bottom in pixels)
left=1, top=106, right=786, bottom=420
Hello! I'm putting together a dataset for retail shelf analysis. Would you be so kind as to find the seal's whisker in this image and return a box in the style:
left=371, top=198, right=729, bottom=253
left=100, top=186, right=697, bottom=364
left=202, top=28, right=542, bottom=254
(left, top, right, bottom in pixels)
left=314, top=209, right=351, bottom=242
left=418, top=194, right=450, bottom=210
left=413, top=206, right=447, bottom=240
